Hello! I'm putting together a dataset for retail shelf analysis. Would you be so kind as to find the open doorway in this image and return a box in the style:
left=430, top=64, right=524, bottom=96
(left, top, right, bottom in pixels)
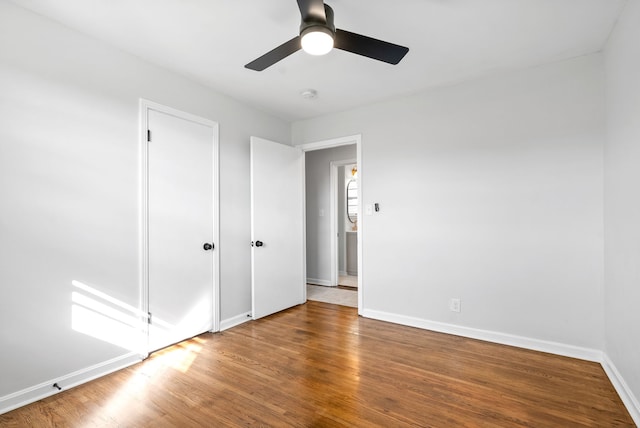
left=300, top=135, right=362, bottom=310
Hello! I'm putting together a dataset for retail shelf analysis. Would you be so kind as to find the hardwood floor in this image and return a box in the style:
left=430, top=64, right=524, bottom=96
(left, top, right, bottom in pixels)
left=1, top=301, right=634, bottom=427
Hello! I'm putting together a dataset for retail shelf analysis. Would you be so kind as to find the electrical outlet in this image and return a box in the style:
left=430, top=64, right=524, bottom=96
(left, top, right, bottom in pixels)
left=449, top=298, right=461, bottom=313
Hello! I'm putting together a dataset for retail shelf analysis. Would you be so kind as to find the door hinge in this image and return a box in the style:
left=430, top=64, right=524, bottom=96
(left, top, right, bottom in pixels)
left=147, top=312, right=152, bottom=325
left=147, top=129, right=151, bottom=142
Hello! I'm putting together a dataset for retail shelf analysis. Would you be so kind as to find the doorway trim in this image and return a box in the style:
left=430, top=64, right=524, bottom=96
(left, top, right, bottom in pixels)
left=139, top=99, right=220, bottom=358
left=298, top=135, right=363, bottom=313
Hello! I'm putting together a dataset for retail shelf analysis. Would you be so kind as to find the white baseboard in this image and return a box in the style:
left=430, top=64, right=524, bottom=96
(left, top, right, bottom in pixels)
left=339, top=270, right=348, bottom=276
left=220, top=311, right=252, bottom=331
left=0, top=352, right=141, bottom=415
left=360, top=308, right=603, bottom=362
left=306, top=278, right=333, bottom=287
left=602, top=354, right=640, bottom=426
left=346, top=271, right=358, bottom=276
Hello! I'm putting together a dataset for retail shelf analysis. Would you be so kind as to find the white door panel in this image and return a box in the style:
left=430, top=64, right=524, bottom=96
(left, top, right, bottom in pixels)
left=147, top=108, right=215, bottom=352
left=251, top=137, right=305, bottom=319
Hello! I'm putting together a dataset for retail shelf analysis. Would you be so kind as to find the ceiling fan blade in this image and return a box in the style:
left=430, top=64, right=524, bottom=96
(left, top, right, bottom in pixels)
left=297, top=0, right=326, bottom=23
left=245, top=36, right=302, bottom=71
left=334, top=29, right=409, bottom=65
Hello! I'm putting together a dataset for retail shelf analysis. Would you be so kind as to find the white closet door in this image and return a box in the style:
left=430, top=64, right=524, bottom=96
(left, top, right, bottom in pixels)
left=147, top=108, right=215, bottom=352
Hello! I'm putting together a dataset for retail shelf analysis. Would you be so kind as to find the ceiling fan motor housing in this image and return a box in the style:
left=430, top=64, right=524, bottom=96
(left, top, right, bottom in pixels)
left=300, top=4, right=335, bottom=36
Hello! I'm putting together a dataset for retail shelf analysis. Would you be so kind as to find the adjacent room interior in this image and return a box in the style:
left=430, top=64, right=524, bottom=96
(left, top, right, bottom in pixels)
left=1, top=0, right=639, bottom=425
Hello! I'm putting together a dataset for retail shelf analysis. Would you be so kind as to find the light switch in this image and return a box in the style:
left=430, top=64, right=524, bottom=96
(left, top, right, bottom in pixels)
left=365, top=204, right=373, bottom=216
left=319, top=209, right=325, bottom=217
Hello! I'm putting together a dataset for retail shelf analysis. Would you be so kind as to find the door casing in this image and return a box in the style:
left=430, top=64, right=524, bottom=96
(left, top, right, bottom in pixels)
left=300, top=135, right=363, bottom=313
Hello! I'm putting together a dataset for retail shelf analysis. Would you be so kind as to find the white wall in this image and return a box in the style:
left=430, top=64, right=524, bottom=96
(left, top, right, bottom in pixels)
left=293, top=54, right=606, bottom=351
left=0, top=0, right=288, bottom=403
left=604, top=0, right=640, bottom=418
left=305, top=145, right=356, bottom=284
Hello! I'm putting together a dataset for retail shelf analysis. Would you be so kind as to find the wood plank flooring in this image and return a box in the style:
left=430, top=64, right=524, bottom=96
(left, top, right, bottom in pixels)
left=1, top=301, right=634, bottom=427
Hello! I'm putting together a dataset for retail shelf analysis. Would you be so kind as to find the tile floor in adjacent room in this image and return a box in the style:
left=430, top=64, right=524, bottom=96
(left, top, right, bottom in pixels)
left=338, top=274, right=358, bottom=288
left=307, top=283, right=357, bottom=308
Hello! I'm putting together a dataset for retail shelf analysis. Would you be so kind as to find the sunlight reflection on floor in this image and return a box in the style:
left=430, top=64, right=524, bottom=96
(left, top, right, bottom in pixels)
left=145, top=339, right=204, bottom=374
left=88, top=336, right=207, bottom=425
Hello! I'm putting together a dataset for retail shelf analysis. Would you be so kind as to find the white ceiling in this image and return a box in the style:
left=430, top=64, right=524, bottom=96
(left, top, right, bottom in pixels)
left=10, top=0, right=626, bottom=122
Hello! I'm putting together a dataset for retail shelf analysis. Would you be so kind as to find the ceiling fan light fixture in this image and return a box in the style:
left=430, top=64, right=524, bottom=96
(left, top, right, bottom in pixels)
left=244, top=2, right=409, bottom=71
left=301, top=26, right=334, bottom=56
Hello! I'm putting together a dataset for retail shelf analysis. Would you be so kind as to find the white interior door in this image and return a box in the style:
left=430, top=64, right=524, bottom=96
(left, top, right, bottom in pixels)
left=251, top=137, right=305, bottom=319
left=147, top=107, right=216, bottom=352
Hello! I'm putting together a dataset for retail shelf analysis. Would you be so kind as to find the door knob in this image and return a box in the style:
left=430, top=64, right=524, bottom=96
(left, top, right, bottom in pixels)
left=255, top=240, right=264, bottom=247
left=203, top=243, right=214, bottom=251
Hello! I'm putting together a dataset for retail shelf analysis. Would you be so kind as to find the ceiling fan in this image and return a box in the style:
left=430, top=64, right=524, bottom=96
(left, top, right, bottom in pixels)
left=245, top=0, right=409, bottom=71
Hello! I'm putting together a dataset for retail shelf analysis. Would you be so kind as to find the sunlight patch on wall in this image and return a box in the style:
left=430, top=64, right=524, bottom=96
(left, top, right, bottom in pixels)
left=72, top=280, right=142, bottom=315
left=71, top=280, right=211, bottom=372
left=71, top=280, right=144, bottom=353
